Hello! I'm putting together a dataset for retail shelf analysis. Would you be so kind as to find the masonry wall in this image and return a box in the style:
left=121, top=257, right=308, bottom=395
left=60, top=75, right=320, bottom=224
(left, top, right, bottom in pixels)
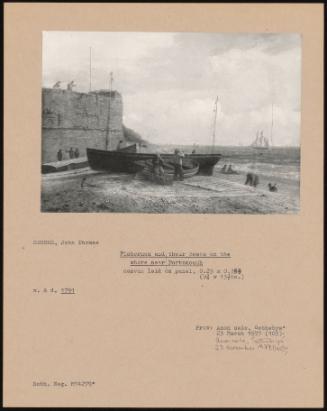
left=42, top=88, right=124, bottom=163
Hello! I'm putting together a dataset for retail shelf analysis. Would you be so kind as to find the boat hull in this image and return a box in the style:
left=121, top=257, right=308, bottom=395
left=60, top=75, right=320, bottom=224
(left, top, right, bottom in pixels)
left=86, top=148, right=221, bottom=175
left=140, top=161, right=199, bottom=184
left=42, top=157, right=89, bottom=174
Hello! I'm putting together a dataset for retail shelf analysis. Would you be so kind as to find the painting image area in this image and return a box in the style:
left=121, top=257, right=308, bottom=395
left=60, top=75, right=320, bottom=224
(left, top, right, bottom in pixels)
left=41, top=32, right=301, bottom=214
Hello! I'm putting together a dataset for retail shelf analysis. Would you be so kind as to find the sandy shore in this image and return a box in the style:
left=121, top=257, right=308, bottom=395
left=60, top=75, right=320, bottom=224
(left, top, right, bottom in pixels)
left=41, top=167, right=300, bottom=214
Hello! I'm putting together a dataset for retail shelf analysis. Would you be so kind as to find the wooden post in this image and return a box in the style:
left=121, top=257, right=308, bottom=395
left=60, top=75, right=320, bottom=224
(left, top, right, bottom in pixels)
left=212, top=96, right=219, bottom=152
left=270, top=103, right=274, bottom=147
left=89, top=47, right=92, bottom=92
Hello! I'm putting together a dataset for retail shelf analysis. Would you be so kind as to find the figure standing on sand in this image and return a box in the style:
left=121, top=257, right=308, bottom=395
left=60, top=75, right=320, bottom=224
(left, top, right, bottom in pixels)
left=245, top=172, right=259, bottom=187
left=66, top=147, right=74, bottom=159
left=60, top=147, right=80, bottom=159
left=152, top=154, right=165, bottom=177
left=174, top=149, right=184, bottom=181
left=57, top=149, right=63, bottom=161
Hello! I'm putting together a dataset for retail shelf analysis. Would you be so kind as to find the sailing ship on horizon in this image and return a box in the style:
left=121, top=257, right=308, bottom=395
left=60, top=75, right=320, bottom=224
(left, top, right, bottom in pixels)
left=250, top=103, right=274, bottom=150
left=251, top=130, right=270, bottom=150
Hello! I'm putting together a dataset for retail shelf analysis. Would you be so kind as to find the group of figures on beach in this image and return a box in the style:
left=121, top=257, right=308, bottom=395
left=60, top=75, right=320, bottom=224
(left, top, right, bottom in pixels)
left=220, top=164, right=239, bottom=175
left=57, top=147, right=80, bottom=161
left=244, top=171, right=278, bottom=192
left=151, top=149, right=185, bottom=181
left=219, top=163, right=278, bottom=192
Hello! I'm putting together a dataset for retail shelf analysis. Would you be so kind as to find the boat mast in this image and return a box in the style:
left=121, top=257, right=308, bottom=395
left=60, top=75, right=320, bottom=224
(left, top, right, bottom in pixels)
left=212, top=96, right=219, bottom=151
left=105, top=72, right=113, bottom=150
left=270, top=103, right=274, bottom=147
left=89, top=47, right=92, bottom=92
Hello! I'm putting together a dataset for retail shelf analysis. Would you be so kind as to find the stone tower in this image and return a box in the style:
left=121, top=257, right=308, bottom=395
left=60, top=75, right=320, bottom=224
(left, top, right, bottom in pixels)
left=42, top=88, right=124, bottom=163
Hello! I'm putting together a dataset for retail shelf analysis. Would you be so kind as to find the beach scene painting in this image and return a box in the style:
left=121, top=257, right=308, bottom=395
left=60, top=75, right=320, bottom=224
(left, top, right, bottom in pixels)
left=41, top=32, right=301, bottom=214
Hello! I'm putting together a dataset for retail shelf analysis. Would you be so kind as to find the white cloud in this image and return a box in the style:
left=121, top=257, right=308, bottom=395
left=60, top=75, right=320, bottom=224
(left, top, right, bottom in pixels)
left=43, top=32, right=301, bottom=146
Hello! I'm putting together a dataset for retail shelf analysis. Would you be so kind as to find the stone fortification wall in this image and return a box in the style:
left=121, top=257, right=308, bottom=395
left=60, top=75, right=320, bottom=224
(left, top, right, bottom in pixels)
left=42, top=88, right=124, bottom=162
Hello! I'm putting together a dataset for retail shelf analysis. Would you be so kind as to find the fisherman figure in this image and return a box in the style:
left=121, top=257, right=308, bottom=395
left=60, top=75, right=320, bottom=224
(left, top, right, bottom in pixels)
left=57, top=149, right=63, bottom=161
left=74, top=148, right=80, bottom=158
left=174, top=149, right=184, bottom=181
left=67, top=147, right=74, bottom=159
left=252, top=174, right=259, bottom=187
left=245, top=172, right=259, bottom=187
left=152, top=154, right=165, bottom=177
left=53, top=81, right=61, bottom=89
left=67, top=81, right=76, bottom=91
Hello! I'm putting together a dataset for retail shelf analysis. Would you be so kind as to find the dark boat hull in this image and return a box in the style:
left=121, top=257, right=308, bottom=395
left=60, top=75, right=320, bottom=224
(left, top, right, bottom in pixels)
left=86, top=148, right=221, bottom=175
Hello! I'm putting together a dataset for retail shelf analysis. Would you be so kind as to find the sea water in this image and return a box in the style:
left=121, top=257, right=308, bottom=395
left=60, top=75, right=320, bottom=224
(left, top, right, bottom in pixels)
left=160, top=145, right=300, bottom=183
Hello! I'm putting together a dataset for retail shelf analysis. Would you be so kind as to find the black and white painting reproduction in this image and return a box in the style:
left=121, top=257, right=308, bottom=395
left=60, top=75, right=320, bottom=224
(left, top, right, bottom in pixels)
left=41, top=32, right=301, bottom=214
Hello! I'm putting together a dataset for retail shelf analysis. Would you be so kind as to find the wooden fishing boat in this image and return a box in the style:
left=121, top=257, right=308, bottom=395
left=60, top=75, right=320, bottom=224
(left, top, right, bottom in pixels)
left=42, top=157, right=89, bottom=174
left=141, top=160, right=199, bottom=179
left=87, top=91, right=221, bottom=174
left=139, top=160, right=199, bottom=185
left=87, top=147, right=220, bottom=174
left=139, top=163, right=174, bottom=185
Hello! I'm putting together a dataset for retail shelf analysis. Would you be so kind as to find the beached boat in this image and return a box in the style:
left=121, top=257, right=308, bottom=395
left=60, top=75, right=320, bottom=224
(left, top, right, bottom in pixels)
left=139, top=160, right=199, bottom=185
left=42, top=157, right=89, bottom=174
left=87, top=147, right=220, bottom=175
left=87, top=90, right=221, bottom=174
left=142, top=160, right=199, bottom=177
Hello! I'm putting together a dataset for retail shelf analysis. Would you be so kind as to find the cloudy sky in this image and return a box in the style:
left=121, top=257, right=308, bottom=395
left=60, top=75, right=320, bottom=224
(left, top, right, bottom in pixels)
left=43, top=32, right=301, bottom=146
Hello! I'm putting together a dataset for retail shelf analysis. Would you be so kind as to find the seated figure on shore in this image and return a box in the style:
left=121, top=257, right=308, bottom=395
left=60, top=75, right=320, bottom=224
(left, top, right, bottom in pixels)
left=268, top=183, right=278, bottom=192
left=220, top=164, right=227, bottom=173
left=226, top=164, right=238, bottom=174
